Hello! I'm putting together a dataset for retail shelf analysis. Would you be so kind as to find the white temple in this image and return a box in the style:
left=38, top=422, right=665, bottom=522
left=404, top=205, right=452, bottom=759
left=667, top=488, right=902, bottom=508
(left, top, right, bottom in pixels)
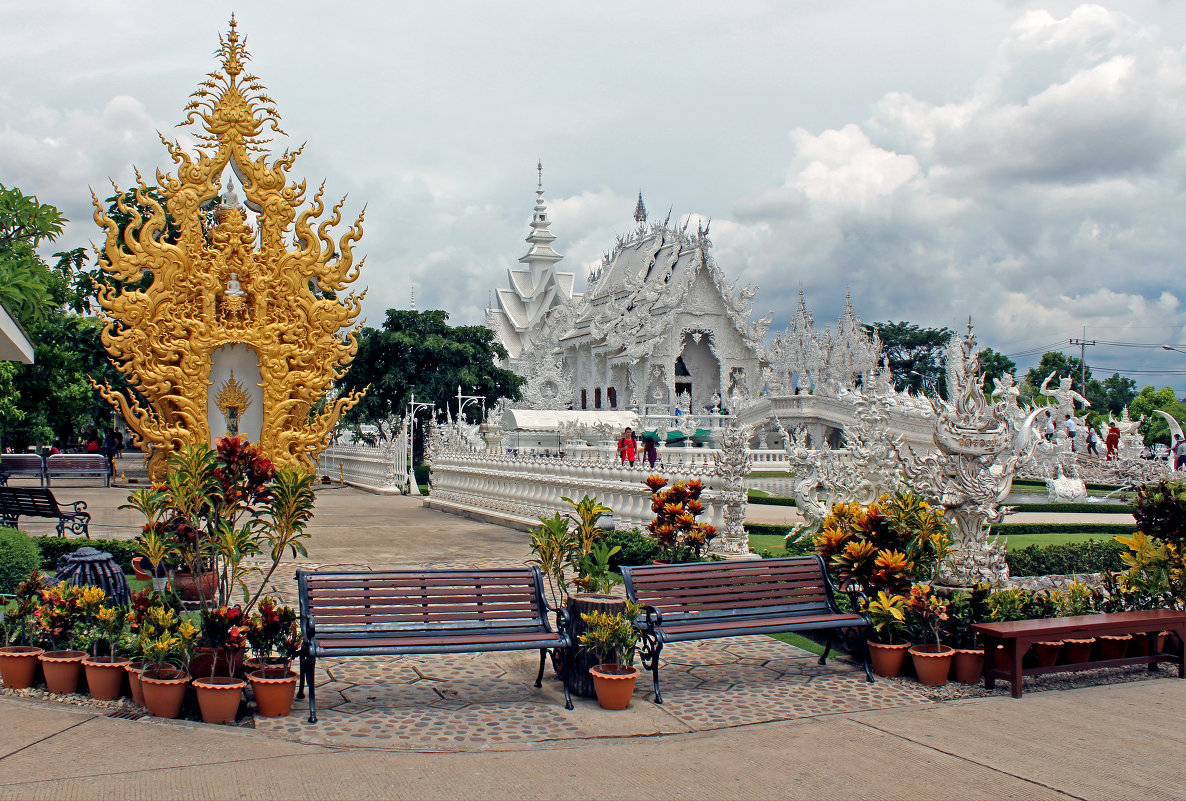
left=484, top=164, right=583, bottom=361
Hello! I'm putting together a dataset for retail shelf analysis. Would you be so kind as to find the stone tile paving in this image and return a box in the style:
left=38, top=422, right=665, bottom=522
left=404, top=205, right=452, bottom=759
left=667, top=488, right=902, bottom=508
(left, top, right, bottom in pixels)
left=253, top=635, right=932, bottom=751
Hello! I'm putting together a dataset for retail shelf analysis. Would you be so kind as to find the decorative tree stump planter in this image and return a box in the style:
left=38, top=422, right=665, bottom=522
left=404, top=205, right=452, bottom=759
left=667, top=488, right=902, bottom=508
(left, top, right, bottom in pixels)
left=565, top=594, right=625, bottom=699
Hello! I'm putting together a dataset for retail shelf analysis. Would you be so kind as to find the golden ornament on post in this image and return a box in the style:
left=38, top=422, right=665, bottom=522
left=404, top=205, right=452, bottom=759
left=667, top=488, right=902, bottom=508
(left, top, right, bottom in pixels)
left=90, top=16, right=366, bottom=479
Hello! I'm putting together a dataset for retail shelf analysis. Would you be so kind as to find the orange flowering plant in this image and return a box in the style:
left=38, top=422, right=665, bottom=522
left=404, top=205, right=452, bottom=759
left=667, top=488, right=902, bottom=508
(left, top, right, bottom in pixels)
left=644, top=476, right=717, bottom=561
left=813, top=492, right=950, bottom=595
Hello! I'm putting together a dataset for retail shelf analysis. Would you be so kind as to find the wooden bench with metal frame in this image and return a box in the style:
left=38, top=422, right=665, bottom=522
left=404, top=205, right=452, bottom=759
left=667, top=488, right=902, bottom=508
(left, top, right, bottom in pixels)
left=621, top=555, right=873, bottom=704
left=0, top=454, right=46, bottom=487
left=296, top=566, right=574, bottom=724
left=0, top=486, right=91, bottom=538
left=45, top=454, right=110, bottom=487
left=972, top=609, right=1186, bottom=698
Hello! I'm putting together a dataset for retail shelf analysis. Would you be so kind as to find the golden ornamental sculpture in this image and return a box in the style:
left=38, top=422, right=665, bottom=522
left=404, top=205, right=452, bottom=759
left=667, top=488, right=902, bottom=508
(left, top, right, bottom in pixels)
left=92, top=17, right=365, bottom=478
left=215, top=370, right=253, bottom=437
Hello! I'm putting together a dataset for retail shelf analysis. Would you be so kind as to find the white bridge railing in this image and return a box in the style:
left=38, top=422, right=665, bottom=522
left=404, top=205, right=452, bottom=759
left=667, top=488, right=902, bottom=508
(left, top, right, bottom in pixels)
left=317, top=441, right=409, bottom=495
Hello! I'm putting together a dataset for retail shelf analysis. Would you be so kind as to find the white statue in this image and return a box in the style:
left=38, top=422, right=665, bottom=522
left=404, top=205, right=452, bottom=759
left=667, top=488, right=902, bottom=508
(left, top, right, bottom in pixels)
left=226, top=272, right=244, bottom=297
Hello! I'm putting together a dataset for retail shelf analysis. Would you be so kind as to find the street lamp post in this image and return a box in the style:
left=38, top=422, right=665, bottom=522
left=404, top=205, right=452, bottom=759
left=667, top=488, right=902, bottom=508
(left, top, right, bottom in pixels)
left=455, top=385, right=485, bottom=424
left=407, top=392, right=434, bottom=495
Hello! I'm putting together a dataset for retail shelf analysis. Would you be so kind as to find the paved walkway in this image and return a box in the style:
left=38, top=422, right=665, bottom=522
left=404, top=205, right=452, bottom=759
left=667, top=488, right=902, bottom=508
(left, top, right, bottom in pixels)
left=3, top=478, right=1172, bottom=798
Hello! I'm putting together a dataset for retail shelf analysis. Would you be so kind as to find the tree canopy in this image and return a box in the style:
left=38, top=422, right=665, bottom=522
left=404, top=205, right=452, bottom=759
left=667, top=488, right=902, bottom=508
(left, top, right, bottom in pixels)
left=338, top=309, right=523, bottom=446
left=867, top=321, right=952, bottom=397
left=1128, top=385, right=1185, bottom=445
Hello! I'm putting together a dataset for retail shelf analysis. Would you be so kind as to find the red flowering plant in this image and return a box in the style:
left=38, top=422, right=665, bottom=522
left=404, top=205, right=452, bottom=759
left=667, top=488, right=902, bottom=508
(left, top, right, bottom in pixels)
left=245, top=596, right=302, bottom=678
left=33, top=584, right=83, bottom=651
left=123, top=436, right=316, bottom=614
left=198, top=605, right=249, bottom=680
left=3, top=571, right=49, bottom=648
left=644, top=476, right=717, bottom=562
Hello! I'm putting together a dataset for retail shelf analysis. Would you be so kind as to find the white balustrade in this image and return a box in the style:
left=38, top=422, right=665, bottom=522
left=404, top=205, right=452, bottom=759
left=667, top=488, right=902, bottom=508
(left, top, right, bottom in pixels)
left=317, top=441, right=409, bottom=495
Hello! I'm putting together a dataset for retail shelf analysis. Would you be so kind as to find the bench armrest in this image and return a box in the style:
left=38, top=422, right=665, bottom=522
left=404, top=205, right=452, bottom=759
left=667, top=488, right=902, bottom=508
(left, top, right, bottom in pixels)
left=302, top=615, right=316, bottom=642
left=68, top=500, right=88, bottom=514
left=554, top=605, right=571, bottom=636
left=634, top=604, right=663, bottom=631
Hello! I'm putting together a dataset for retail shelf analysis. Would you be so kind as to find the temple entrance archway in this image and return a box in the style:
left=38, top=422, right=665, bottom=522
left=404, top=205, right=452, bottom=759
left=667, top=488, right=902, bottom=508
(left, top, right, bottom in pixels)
left=677, top=333, right=720, bottom=412
left=208, top=344, right=263, bottom=443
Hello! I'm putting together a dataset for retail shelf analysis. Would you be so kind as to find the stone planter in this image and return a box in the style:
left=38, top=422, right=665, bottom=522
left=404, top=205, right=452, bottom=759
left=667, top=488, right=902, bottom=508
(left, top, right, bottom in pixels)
left=0, top=646, right=43, bottom=690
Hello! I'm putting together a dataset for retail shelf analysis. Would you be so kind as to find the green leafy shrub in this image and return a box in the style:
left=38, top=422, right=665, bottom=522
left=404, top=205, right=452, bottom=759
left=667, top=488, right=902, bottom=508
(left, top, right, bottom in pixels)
left=746, top=493, right=797, bottom=507
left=1005, top=539, right=1127, bottom=576
left=596, top=528, right=660, bottom=569
left=1133, top=479, right=1186, bottom=549
left=414, top=464, right=431, bottom=490
left=34, top=537, right=139, bottom=573
left=993, top=523, right=1135, bottom=536
left=0, top=528, right=40, bottom=593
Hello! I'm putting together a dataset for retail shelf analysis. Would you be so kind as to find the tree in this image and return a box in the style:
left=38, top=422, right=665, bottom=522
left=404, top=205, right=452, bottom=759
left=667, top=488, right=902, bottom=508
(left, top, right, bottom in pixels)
left=867, top=322, right=952, bottom=397
left=1024, top=351, right=1091, bottom=400
left=977, top=347, right=1016, bottom=394
left=338, top=309, right=523, bottom=456
left=0, top=185, right=122, bottom=450
left=1085, top=373, right=1137, bottom=419
left=1128, top=385, right=1185, bottom=445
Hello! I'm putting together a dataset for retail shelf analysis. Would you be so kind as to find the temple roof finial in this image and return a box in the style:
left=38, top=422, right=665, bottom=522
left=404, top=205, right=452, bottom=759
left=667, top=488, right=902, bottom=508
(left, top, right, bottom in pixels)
left=537, top=160, right=543, bottom=190
left=634, top=192, right=647, bottom=225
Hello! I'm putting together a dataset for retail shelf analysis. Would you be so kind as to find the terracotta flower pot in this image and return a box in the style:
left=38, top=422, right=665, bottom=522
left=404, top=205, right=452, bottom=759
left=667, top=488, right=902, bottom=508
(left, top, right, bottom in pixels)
left=868, top=641, right=911, bottom=678
left=39, top=650, right=86, bottom=695
left=141, top=667, right=190, bottom=718
left=950, top=648, right=985, bottom=684
left=248, top=669, right=299, bottom=718
left=1060, top=638, right=1095, bottom=664
left=83, top=656, right=130, bottom=701
left=172, top=570, right=217, bottom=602
left=125, top=661, right=146, bottom=707
left=243, top=656, right=288, bottom=675
left=1095, top=634, right=1131, bottom=661
left=909, top=644, right=954, bottom=687
left=588, top=664, right=639, bottom=710
left=992, top=644, right=1009, bottom=671
left=193, top=676, right=246, bottom=724
left=1031, top=641, right=1063, bottom=668
left=0, top=646, right=44, bottom=690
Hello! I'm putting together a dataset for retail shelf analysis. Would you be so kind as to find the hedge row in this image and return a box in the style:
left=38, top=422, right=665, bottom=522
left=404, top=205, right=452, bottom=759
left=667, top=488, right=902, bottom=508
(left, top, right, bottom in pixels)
left=1005, top=539, right=1128, bottom=576
left=1009, top=502, right=1133, bottom=514
left=1011, top=477, right=1126, bottom=492
left=992, top=522, right=1135, bottom=536
left=746, top=493, right=797, bottom=507
left=0, top=531, right=139, bottom=592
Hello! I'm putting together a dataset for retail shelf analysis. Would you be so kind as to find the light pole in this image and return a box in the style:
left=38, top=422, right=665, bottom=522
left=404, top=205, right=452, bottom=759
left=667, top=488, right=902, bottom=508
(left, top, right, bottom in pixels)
left=455, top=385, right=485, bottom=424
left=1162, top=345, right=1186, bottom=357
left=407, top=392, right=434, bottom=495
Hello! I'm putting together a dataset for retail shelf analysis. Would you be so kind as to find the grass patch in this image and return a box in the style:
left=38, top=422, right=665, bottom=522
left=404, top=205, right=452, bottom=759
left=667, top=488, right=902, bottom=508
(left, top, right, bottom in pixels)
left=748, top=533, right=789, bottom=552
left=1003, top=532, right=1112, bottom=549
left=747, top=493, right=797, bottom=506
left=1008, top=502, right=1133, bottom=514
left=768, top=631, right=827, bottom=656
left=750, top=471, right=794, bottom=479
left=748, top=489, right=770, bottom=498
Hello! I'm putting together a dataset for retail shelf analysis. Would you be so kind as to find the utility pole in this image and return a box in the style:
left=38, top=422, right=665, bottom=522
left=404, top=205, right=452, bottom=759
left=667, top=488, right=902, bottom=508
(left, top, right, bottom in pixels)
left=1069, top=327, right=1096, bottom=395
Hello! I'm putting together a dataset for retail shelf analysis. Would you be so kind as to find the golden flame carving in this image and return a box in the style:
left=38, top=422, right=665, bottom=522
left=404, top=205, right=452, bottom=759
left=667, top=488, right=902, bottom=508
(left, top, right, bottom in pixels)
left=91, top=16, right=365, bottom=478
left=215, top=370, right=253, bottom=417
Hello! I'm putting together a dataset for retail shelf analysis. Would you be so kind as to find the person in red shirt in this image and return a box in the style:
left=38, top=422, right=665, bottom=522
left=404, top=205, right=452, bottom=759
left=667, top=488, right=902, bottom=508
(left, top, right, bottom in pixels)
left=617, top=428, right=637, bottom=466
left=1105, top=424, right=1120, bottom=461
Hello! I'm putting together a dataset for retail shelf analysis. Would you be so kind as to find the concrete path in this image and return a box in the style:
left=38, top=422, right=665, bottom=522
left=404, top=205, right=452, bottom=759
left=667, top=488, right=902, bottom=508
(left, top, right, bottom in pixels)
left=1, top=678, right=1183, bottom=799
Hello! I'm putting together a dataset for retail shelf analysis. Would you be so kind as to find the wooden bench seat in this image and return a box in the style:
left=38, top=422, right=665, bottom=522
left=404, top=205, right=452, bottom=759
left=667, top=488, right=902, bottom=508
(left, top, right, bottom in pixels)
left=972, top=609, right=1186, bottom=698
left=0, top=454, right=45, bottom=487
left=0, top=486, right=91, bottom=537
left=621, top=555, right=872, bottom=703
left=45, top=454, right=109, bottom=487
left=296, top=567, right=573, bottom=723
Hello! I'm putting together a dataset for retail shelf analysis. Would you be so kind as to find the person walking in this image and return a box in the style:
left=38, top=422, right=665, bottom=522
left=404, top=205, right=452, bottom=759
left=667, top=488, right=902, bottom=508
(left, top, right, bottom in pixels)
left=1044, top=411, right=1055, bottom=441
left=1085, top=425, right=1100, bottom=457
left=1065, top=414, right=1077, bottom=451
left=643, top=436, right=658, bottom=468
left=617, top=428, right=637, bottom=466
left=1173, top=434, right=1186, bottom=471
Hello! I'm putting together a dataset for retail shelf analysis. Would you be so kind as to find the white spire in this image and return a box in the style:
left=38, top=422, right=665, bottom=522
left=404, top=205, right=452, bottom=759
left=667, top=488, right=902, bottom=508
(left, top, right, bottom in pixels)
left=520, top=162, right=564, bottom=282
left=410, top=282, right=415, bottom=311
left=634, top=191, right=647, bottom=225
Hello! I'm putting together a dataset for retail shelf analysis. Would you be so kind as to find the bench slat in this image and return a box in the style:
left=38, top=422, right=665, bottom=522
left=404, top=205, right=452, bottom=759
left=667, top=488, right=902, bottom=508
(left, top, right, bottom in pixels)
left=308, top=587, right=538, bottom=602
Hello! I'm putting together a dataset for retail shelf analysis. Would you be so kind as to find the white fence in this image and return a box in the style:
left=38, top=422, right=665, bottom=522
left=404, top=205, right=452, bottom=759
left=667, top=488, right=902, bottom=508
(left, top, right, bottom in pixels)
left=512, top=444, right=790, bottom=471
left=317, top=440, right=409, bottom=495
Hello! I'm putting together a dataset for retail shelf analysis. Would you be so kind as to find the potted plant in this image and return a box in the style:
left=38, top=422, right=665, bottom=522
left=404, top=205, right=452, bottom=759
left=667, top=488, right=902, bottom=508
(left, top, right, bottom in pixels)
left=138, top=606, right=199, bottom=718
left=907, top=585, right=954, bottom=686
left=985, top=587, right=1034, bottom=670
left=245, top=597, right=302, bottom=717
left=945, top=584, right=989, bottom=684
left=644, top=476, right=717, bottom=562
left=122, top=587, right=170, bottom=707
left=863, top=591, right=911, bottom=677
left=192, top=606, right=247, bottom=723
left=1052, top=582, right=1099, bottom=663
left=35, top=583, right=87, bottom=694
left=80, top=590, right=130, bottom=701
left=577, top=601, right=642, bottom=710
left=0, top=572, right=47, bottom=690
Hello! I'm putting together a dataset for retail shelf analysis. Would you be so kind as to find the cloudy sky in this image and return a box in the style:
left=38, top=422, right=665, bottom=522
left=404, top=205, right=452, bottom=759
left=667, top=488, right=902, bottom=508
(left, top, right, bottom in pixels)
left=4, top=1, right=1186, bottom=387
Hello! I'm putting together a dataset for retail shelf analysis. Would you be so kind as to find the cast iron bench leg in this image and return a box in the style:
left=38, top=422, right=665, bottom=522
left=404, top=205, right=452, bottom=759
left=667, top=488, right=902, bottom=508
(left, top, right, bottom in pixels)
left=297, top=652, right=307, bottom=699
left=640, top=635, right=664, bottom=704
left=818, top=631, right=833, bottom=666
left=305, top=654, right=318, bottom=724
left=535, top=649, right=546, bottom=688
left=858, top=628, right=873, bottom=682
left=562, top=647, right=574, bottom=710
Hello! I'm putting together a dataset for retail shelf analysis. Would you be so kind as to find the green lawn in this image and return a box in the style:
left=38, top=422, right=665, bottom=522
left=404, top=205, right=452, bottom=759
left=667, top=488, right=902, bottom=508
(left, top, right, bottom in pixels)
left=768, top=631, right=827, bottom=656
left=748, top=531, right=1113, bottom=553
left=749, top=471, right=794, bottom=479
